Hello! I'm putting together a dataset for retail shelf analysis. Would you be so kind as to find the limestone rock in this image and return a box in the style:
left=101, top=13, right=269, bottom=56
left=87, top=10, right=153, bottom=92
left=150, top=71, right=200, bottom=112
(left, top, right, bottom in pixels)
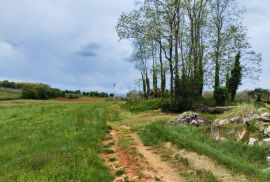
left=258, top=108, right=268, bottom=113
left=264, top=126, right=270, bottom=137
left=237, top=130, right=248, bottom=141
left=231, top=116, right=242, bottom=123
left=248, top=138, right=258, bottom=145
left=173, top=112, right=205, bottom=126
left=259, top=112, right=270, bottom=122
left=261, top=138, right=270, bottom=146
left=243, top=114, right=260, bottom=123
left=213, top=119, right=230, bottom=126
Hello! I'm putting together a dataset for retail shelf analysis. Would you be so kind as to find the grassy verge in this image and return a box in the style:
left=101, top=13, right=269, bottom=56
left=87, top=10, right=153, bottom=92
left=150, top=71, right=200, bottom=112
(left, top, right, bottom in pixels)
left=140, top=120, right=270, bottom=181
left=0, top=100, right=114, bottom=181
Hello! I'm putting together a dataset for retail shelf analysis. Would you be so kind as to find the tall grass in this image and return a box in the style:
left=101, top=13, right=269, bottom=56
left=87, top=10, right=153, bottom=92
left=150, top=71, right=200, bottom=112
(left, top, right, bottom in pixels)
left=0, top=101, right=113, bottom=181
left=0, top=87, right=21, bottom=99
left=141, top=120, right=270, bottom=181
left=218, top=103, right=258, bottom=119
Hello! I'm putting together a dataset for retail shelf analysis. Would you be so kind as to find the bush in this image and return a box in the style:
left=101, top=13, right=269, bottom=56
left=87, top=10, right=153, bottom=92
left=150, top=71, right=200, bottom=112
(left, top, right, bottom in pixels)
left=22, top=88, right=38, bottom=99
left=123, top=99, right=169, bottom=112
left=214, top=87, right=228, bottom=106
left=22, top=86, right=64, bottom=100
left=66, top=94, right=80, bottom=99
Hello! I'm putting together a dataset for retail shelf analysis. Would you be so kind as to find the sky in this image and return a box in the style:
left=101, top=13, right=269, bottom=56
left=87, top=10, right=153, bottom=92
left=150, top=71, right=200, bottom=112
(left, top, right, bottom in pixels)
left=0, top=0, right=269, bottom=94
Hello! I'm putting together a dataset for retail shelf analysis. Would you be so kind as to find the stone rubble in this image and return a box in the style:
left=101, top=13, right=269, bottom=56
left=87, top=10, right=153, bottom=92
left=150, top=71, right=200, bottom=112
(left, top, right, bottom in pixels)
left=173, top=112, right=206, bottom=126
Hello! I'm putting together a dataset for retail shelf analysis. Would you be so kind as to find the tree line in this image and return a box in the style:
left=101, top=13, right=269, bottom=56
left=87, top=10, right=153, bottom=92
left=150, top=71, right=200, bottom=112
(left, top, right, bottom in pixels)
left=0, top=80, right=110, bottom=100
left=117, top=0, right=262, bottom=111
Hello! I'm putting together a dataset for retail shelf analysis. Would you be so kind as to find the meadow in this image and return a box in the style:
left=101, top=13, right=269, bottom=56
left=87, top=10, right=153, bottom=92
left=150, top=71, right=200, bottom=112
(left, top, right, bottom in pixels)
left=0, top=99, right=116, bottom=181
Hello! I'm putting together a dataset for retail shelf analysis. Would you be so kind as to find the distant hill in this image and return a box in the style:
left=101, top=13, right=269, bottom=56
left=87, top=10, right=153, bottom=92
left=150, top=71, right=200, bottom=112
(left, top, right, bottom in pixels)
left=0, top=87, right=22, bottom=100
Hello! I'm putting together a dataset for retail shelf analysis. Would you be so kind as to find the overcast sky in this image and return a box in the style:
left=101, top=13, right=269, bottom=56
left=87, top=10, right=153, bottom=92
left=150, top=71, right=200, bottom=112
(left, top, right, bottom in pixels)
left=0, top=0, right=269, bottom=94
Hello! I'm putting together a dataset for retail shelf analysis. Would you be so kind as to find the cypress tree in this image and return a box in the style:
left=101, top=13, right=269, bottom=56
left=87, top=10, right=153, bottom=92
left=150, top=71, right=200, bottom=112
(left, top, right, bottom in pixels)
left=228, top=52, right=242, bottom=101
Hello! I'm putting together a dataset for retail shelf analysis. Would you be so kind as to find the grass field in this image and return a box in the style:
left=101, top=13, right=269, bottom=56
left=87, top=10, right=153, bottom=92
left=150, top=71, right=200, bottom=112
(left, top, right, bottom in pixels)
left=0, top=99, right=116, bottom=181
left=0, top=87, right=21, bottom=99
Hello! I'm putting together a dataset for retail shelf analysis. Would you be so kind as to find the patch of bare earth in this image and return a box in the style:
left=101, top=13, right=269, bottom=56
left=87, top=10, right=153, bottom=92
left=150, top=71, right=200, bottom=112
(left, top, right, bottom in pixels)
left=100, top=127, right=185, bottom=182
left=162, top=142, right=249, bottom=182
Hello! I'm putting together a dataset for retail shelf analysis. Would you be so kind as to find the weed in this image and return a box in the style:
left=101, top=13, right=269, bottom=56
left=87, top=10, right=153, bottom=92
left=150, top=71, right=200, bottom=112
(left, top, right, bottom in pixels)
left=115, top=170, right=125, bottom=176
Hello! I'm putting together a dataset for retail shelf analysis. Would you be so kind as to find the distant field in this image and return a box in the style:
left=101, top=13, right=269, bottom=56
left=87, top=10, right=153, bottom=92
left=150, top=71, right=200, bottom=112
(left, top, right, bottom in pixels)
left=0, top=87, right=21, bottom=99
left=0, top=99, right=116, bottom=181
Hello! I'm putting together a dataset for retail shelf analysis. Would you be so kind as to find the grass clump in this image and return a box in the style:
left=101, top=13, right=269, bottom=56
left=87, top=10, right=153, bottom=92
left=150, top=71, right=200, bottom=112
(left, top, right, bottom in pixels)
left=141, top=120, right=270, bottom=181
left=109, top=157, right=117, bottom=162
left=115, top=170, right=125, bottom=176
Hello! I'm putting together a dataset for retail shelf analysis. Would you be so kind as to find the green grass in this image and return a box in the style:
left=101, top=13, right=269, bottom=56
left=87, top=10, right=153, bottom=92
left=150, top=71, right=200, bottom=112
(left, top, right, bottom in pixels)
left=0, top=100, right=114, bottom=181
left=0, top=87, right=21, bottom=99
left=122, top=99, right=168, bottom=112
left=140, top=120, right=270, bottom=181
left=218, top=103, right=258, bottom=119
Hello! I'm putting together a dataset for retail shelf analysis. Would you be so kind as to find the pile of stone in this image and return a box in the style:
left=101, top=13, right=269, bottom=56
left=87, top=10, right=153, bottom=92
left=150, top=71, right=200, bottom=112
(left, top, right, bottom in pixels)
left=212, top=112, right=270, bottom=127
left=172, top=112, right=206, bottom=126
left=211, top=110, right=270, bottom=147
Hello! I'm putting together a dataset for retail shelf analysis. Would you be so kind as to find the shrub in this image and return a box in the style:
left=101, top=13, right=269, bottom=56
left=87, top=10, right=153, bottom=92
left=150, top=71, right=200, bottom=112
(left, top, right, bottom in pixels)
left=123, top=99, right=169, bottom=112
left=22, top=88, right=38, bottom=99
left=214, top=87, right=228, bottom=106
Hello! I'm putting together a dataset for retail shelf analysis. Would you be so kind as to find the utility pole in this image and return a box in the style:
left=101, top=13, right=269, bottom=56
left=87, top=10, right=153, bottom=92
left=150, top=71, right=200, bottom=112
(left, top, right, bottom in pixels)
left=113, top=83, right=116, bottom=99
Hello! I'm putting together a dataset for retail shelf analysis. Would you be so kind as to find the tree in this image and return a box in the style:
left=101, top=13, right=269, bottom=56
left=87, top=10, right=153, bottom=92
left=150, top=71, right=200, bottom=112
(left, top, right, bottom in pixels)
left=117, top=0, right=262, bottom=111
left=228, top=52, right=242, bottom=101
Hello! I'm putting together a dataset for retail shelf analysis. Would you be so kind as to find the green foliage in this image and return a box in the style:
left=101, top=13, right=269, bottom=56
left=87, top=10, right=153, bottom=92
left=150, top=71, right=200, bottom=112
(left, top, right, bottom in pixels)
left=66, top=93, right=81, bottom=99
left=248, top=88, right=270, bottom=103
left=141, top=120, right=270, bottom=181
left=22, top=85, right=64, bottom=100
left=123, top=99, right=169, bottom=112
left=228, top=52, right=242, bottom=101
left=214, top=87, right=228, bottom=106
left=0, top=101, right=113, bottom=181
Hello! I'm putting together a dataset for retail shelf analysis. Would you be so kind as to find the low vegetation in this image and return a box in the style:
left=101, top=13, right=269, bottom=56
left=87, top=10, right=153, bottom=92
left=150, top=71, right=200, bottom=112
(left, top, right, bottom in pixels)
left=0, top=100, right=115, bottom=181
left=122, top=99, right=169, bottom=112
left=0, top=87, right=21, bottom=100
left=140, top=119, right=270, bottom=181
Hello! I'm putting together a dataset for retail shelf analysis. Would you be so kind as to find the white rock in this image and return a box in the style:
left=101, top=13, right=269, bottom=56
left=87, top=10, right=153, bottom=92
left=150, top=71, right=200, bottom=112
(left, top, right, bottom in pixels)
left=264, top=126, right=270, bottom=137
left=261, top=112, right=270, bottom=118
left=262, top=138, right=270, bottom=146
left=219, top=137, right=228, bottom=142
left=248, top=138, right=258, bottom=145
left=243, top=114, right=260, bottom=123
left=258, top=108, right=268, bottom=113
left=266, top=156, right=270, bottom=161
left=237, top=130, right=247, bottom=141
left=231, top=117, right=241, bottom=123
left=190, top=120, right=198, bottom=125
left=218, top=119, right=230, bottom=126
